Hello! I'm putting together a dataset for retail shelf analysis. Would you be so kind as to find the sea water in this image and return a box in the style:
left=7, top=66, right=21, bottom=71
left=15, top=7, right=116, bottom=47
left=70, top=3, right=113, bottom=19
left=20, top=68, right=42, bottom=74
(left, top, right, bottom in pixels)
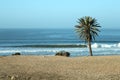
left=0, top=28, right=120, bottom=57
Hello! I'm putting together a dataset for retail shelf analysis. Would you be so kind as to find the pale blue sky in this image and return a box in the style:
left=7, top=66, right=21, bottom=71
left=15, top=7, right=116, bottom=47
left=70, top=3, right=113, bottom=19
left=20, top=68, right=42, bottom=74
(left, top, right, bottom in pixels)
left=0, top=0, right=120, bottom=29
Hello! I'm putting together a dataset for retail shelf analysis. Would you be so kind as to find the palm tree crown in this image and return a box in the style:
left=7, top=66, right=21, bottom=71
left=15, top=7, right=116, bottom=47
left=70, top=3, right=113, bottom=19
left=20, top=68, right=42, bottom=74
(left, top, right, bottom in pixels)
left=75, top=16, right=101, bottom=42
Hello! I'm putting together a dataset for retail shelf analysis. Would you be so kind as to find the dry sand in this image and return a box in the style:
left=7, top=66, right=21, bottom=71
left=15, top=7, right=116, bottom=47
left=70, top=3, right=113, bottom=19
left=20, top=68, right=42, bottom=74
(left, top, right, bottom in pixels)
left=0, top=55, right=120, bottom=80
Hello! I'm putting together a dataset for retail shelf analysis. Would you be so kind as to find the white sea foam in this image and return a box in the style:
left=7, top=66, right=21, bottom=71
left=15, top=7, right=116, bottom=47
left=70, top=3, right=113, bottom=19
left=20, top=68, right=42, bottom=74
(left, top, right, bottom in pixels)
left=91, top=43, right=100, bottom=48
left=118, top=43, right=120, bottom=47
left=91, top=43, right=120, bottom=48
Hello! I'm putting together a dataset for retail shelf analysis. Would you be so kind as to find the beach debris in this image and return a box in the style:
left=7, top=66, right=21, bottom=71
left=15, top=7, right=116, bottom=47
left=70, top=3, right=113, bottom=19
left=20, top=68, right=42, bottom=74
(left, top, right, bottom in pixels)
left=12, top=52, right=21, bottom=56
left=10, top=76, right=16, bottom=80
left=55, top=51, right=70, bottom=57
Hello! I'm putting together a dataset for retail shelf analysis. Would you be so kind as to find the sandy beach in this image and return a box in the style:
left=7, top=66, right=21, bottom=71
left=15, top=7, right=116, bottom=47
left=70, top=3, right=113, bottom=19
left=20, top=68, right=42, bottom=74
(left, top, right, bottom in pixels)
left=0, top=56, right=120, bottom=80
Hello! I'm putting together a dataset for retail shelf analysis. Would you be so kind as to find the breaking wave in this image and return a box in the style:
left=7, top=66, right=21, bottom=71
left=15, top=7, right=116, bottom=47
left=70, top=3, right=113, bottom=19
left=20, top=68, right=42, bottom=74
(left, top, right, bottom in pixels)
left=92, top=43, right=120, bottom=48
left=0, top=43, right=120, bottom=56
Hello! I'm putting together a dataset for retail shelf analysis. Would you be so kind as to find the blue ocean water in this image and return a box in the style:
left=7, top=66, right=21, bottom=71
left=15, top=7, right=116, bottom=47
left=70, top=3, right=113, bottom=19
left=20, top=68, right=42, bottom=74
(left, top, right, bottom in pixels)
left=0, top=28, right=120, bottom=56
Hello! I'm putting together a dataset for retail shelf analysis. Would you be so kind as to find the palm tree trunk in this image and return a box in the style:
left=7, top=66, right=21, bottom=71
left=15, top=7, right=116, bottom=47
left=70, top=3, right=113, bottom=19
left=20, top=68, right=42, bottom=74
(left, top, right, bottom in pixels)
left=88, top=40, right=93, bottom=56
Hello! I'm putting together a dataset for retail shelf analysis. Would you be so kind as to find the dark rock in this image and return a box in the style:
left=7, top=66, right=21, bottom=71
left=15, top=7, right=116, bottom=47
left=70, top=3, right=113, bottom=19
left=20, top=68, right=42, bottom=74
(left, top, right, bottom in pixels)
left=55, top=51, right=70, bottom=57
left=12, top=52, right=21, bottom=56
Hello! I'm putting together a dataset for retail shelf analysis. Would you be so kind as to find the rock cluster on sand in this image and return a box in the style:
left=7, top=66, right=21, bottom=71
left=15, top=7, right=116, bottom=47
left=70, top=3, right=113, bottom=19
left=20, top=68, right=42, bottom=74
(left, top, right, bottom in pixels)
left=55, top=51, right=70, bottom=57
left=12, top=52, right=21, bottom=56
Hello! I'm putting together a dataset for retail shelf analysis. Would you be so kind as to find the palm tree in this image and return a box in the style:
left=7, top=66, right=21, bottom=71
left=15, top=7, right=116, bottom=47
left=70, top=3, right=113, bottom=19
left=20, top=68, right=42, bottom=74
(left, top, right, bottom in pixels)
left=75, top=16, right=101, bottom=56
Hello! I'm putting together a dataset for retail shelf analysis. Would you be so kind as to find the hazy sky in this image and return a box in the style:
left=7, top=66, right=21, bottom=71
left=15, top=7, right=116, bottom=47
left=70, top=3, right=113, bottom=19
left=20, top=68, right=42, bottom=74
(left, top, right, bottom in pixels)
left=0, top=0, right=120, bottom=29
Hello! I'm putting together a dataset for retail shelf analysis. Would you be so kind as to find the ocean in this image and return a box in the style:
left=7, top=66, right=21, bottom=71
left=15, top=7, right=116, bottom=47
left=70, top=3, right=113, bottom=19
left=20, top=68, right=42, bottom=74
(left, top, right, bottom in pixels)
left=0, top=28, right=120, bottom=57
